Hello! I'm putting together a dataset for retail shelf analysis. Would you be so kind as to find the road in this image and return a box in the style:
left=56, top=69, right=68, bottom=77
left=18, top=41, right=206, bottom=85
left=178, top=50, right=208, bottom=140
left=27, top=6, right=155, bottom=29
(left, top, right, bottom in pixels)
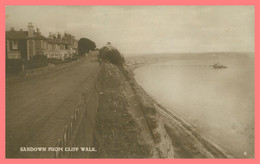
left=6, top=56, right=100, bottom=158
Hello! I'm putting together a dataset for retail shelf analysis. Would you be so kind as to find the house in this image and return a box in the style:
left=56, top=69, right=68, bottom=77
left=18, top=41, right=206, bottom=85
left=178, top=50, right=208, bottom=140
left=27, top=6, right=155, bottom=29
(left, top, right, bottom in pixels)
left=63, top=32, right=78, bottom=51
left=43, top=32, right=78, bottom=61
left=6, top=22, right=78, bottom=61
left=6, top=22, right=47, bottom=60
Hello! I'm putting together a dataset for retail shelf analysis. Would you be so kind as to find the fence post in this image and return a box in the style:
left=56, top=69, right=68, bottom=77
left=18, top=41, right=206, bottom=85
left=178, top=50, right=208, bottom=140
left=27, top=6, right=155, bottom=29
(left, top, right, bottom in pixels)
left=54, top=88, right=92, bottom=158
left=74, top=109, right=77, bottom=125
left=55, top=139, right=61, bottom=158
left=70, top=116, right=74, bottom=138
left=63, top=125, right=68, bottom=153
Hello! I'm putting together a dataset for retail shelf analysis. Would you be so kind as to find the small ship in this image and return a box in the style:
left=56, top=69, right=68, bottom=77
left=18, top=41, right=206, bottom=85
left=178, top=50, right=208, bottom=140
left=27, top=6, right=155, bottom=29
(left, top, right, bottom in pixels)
left=212, top=63, right=227, bottom=69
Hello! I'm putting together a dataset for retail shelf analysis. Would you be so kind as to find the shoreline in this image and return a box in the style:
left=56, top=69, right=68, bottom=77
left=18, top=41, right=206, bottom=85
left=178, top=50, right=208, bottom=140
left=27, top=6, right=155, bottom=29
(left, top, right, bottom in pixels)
left=127, top=62, right=233, bottom=158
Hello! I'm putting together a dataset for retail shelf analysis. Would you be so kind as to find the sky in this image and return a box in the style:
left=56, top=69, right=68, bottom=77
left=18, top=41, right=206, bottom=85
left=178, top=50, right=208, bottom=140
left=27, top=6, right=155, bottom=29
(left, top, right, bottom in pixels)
left=5, top=6, right=254, bottom=56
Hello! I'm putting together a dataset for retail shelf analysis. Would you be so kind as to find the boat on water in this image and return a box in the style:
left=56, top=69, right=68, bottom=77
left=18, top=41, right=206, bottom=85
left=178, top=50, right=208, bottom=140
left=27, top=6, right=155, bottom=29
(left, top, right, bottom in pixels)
left=212, top=63, right=227, bottom=69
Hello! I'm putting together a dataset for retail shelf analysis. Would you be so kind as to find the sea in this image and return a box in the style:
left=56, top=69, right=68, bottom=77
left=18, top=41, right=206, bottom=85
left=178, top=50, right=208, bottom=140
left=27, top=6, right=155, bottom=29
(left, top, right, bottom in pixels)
left=133, top=53, right=255, bottom=158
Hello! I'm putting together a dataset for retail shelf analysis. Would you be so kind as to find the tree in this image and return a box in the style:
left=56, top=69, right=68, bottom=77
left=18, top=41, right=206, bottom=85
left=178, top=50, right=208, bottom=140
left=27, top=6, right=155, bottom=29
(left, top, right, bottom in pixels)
left=78, top=38, right=96, bottom=55
left=99, top=46, right=129, bottom=79
left=99, top=46, right=125, bottom=65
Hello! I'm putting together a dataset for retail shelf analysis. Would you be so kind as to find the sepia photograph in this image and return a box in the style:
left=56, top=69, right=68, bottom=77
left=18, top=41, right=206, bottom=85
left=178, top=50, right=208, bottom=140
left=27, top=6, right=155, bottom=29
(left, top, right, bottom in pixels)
left=5, top=5, right=255, bottom=158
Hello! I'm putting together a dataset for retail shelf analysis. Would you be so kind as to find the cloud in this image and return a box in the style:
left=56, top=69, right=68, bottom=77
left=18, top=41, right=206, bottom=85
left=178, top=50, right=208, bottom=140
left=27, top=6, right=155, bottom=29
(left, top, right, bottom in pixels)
left=6, top=6, right=254, bottom=55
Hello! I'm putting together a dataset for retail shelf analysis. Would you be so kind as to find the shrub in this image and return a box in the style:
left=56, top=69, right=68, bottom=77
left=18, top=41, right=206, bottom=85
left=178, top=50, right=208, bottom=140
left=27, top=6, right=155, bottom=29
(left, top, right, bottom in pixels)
left=26, top=55, right=48, bottom=69
left=6, top=59, right=24, bottom=73
left=48, top=56, right=78, bottom=65
left=32, top=54, right=48, bottom=62
left=99, top=47, right=125, bottom=65
left=78, top=38, right=96, bottom=55
left=48, top=58, right=61, bottom=64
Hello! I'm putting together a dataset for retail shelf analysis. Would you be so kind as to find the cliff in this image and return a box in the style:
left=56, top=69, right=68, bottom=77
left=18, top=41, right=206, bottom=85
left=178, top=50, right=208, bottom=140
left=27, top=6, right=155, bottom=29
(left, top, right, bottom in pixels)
left=92, top=62, right=230, bottom=158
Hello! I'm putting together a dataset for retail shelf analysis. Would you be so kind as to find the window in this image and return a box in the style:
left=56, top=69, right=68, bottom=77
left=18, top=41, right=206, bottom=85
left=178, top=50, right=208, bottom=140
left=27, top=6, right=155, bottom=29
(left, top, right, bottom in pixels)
left=44, top=42, right=47, bottom=49
left=41, top=40, right=44, bottom=49
left=12, top=40, right=18, bottom=50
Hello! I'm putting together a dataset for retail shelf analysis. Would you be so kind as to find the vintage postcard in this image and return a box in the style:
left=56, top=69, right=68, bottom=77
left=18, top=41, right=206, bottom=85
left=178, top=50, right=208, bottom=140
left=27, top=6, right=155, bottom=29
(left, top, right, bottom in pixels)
left=1, top=1, right=258, bottom=163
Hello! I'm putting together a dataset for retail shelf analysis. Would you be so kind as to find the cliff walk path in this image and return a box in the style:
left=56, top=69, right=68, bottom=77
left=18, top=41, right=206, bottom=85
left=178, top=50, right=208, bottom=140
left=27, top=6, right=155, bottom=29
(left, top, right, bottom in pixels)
left=6, top=56, right=100, bottom=158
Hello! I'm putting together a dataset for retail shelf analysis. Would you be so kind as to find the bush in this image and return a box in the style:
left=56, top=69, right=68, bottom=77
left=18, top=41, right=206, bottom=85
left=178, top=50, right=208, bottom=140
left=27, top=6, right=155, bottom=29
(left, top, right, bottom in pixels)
left=48, top=56, right=78, bottom=65
left=48, top=58, right=62, bottom=65
left=32, top=54, right=48, bottom=62
left=99, top=47, right=125, bottom=65
left=78, top=38, right=96, bottom=55
left=26, top=55, right=48, bottom=69
left=6, top=59, right=24, bottom=73
left=26, top=61, right=48, bottom=69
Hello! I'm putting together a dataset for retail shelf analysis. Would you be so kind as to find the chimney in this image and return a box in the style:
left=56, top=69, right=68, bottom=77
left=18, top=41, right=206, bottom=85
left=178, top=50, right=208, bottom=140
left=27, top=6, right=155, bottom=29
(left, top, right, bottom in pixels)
left=10, top=27, right=15, bottom=31
left=49, top=32, right=52, bottom=39
left=36, top=28, right=40, bottom=34
left=57, top=33, right=61, bottom=39
left=19, top=29, right=23, bottom=31
left=28, top=22, right=34, bottom=37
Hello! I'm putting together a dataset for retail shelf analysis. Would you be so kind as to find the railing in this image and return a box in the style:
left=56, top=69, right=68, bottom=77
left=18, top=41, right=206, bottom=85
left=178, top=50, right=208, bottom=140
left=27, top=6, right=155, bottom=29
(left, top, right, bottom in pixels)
left=54, top=64, right=101, bottom=158
left=54, top=102, right=85, bottom=158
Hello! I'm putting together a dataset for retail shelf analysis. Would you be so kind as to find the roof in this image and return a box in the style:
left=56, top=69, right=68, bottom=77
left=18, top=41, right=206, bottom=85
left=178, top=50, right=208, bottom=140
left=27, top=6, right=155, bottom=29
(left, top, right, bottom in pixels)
left=47, top=38, right=69, bottom=45
left=47, top=37, right=78, bottom=45
left=6, top=31, right=46, bottom=40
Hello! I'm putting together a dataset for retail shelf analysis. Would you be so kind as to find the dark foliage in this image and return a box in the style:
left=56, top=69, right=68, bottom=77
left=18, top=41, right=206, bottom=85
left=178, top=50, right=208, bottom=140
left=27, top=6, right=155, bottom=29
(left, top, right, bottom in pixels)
left=48, top=56, right=78, bottom=65
left=6, top=55, right=48, bottom=73
left=99, top=47, right=125, bottom=65
left=26, top=55, right=48, bottom=69
left=6, top=59, right=24, bottom=73
left=78, top=38, right=96, bottom=55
